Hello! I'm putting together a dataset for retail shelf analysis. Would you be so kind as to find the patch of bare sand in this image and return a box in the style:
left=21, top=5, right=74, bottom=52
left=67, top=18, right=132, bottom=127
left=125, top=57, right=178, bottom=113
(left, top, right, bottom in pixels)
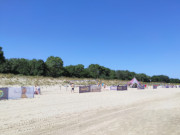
left=1, top=87, right=180, bottom=135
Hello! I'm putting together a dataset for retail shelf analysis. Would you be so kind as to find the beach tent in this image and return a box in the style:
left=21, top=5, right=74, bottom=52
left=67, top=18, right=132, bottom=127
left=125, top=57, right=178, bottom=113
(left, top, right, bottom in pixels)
left=128, top=78, right=140, bottom=86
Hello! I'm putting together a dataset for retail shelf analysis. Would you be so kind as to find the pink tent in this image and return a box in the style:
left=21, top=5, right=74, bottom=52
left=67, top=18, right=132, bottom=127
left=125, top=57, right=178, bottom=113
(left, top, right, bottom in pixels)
left=128, top=78, right=140, bottom=85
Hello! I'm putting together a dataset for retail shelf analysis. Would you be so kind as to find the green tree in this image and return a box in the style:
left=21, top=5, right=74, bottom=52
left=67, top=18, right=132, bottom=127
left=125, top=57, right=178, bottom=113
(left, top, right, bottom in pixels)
left=87, top=64, right=101, bottom=78
left=135, top=73, right=150, bottom=82
left=16, top=59, right=30, bottom=75
left=29, top=59, right=46, bottom=76
left=170, top=78, right=180, bottom=83
left=151, top=76, right=160, bottom=82
left=0, top=46, right=5, bottom=64
left=65, top=64, right=85, bottom=78
left=0, top=60, right=10, bottom=73
left=64, top=65, right=76, bottom=77
left=46, top=56, right=63, bottom=77
left=159, top=75, right=170, bottom=83
left=99, top=66, right=111, bottom=79
left=87, top=64, right=111, bottom=79
left=7, top=58, right=20, bottom=74
left=7, top=58, right=30, bottom=75
left=151, top=75, right=170, bottom=83
left=81, top=68, right=90, bottom=78
left=115, top=70, right=129, bottom=80
left=109, top=70, right=116, bottom=79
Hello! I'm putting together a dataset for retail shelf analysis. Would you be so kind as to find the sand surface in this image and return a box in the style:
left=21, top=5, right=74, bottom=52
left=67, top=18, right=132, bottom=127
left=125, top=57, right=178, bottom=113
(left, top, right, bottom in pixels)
left=1, top=86, right=180, bottom=135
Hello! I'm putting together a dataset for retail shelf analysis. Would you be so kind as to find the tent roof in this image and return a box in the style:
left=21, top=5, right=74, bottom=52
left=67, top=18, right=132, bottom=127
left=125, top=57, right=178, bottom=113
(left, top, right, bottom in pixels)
left=128, top=77, right=140, bottom=85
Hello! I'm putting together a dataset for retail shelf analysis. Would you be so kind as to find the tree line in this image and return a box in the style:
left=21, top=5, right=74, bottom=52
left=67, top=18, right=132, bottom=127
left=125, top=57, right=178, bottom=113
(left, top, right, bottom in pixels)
left=0, top=46, right=180, bottom=83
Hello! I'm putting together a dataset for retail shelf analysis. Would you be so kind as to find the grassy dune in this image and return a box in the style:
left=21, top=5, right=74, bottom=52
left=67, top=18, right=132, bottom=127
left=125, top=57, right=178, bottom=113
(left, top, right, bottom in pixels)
left=0, top=73, right=177, bottom=87
left=0, top=73, right=131, bottom=86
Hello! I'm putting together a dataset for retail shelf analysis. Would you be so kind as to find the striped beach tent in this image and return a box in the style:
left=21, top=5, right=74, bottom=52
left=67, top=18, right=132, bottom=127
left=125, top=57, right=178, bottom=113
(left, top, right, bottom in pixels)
left=128, top=77, right=140, bottom=85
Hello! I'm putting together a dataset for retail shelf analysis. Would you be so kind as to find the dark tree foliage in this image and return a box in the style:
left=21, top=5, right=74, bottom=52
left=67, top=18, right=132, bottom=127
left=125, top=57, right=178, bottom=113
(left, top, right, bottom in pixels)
left=87, top=64, right=101, bottom=78
left=0, top=47, right=8, bottom=73
left=99, top=66, right=111, bottom=79
left=116, top=70, right=135, bottom=80
left=0, top=60, right=11, bottom=73
left=7, top=58, right=29, bottom=75
left=87, top=64, right=111, bottom=79
left=0, top=47, right=5, bottom=64
left=135, top=73, right=150, bottom=82
left=6, top=58, right=30, bottom=75
left=151, top=75, right=170, bottom=83
left=29, top=59, right=46, bottom=76
left=81, top=68, right=91, bottom=78
left=0, top=46, right=180, bottom=83
left=0, top=58, right=46, bottom=76
left=64, top=64, right=85, bottom=78
left=46, top=56, right=64, bottom=77
left=109, top=70, right=116, bottom=79
left=16, top=59, right=30, bottom=75
left=170, top=78, right=180, bottom=83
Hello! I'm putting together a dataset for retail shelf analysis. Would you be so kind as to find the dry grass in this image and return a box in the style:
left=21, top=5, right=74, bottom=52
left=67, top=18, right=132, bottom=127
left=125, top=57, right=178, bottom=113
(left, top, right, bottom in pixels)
left=0, top=73, right=179, bottom=87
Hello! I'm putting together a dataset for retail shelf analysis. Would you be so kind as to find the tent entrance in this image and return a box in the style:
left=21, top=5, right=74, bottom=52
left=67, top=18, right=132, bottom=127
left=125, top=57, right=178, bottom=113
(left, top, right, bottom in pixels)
left=132, top=83, right=138, bottom=88
left=128, top=77, right=140, bottom=88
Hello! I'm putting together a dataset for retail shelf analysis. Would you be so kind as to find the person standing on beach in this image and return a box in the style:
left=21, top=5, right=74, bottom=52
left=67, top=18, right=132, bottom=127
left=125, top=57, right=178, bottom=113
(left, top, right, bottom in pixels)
left=97, top=82, right=99, bottom=86
left=71, top=83, right=75, bottom=93
left=37, top=86, right=41, bottom=95
left=104, top=84, right=106, bottom=88
left=34, top=85, right=39, bottom=94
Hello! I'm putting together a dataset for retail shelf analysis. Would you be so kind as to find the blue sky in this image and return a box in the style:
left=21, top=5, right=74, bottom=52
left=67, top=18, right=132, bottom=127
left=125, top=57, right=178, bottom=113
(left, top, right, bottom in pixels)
left=0, top=0, right=180, bottom=78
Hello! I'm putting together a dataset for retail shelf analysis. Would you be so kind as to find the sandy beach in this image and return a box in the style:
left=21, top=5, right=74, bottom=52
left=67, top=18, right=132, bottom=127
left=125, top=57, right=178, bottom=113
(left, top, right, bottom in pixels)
left=1, top=86, right=180, bottom=135
left=1, top=0, right=180, bottom=134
